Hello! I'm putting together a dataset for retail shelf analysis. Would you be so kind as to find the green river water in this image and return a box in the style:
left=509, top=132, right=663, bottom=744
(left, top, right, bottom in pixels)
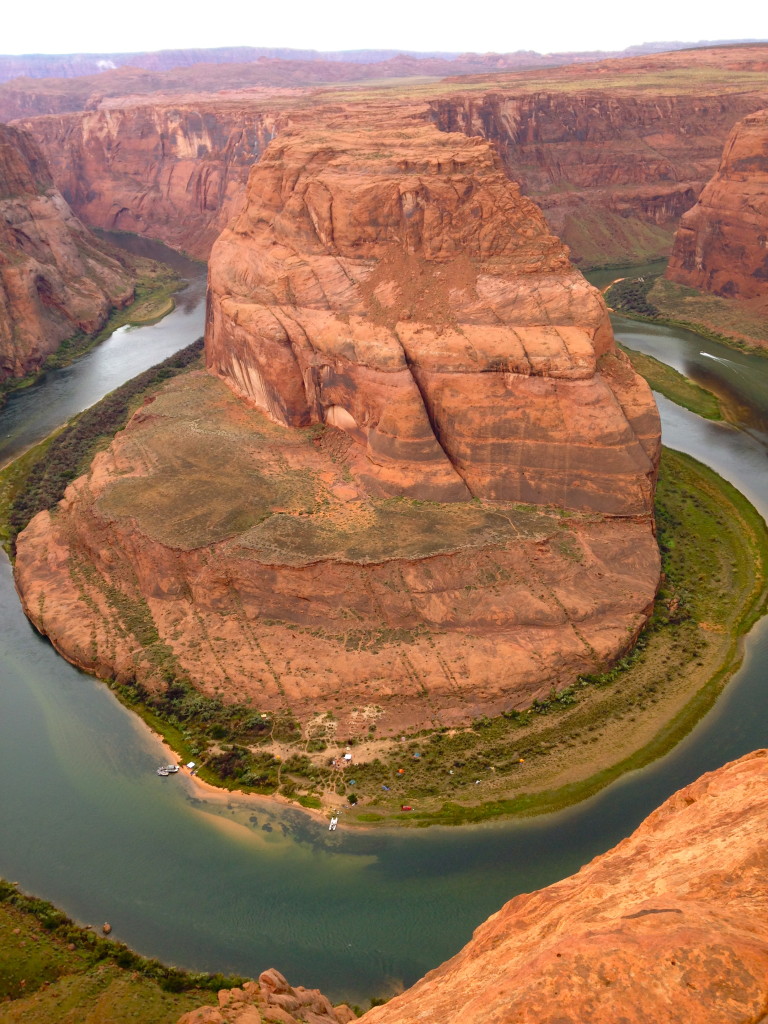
left=1, top=247, right=767, bottom=1003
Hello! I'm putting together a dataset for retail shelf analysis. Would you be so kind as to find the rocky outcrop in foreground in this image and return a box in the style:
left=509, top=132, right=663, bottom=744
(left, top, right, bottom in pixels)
left=0, top=123, right=134, bottom=383
left=361, top=750, right=768, bottom=1023
left=178, top=967, right=356, bottom=1024
left=14, top=107, right=660, bottom=733
left=666, top=108, right=768, bottom=299
left=174, top=752, right=768, bottom=1023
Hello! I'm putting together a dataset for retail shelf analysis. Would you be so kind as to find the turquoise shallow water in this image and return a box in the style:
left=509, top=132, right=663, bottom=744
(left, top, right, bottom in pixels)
left=1, top=252, right=767, bottom=1003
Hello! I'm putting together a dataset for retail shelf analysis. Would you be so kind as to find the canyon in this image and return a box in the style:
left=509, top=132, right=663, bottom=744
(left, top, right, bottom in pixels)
left=0, top=122, right=135, bottom=385
left=8, top=46, right=768, bottom=267
left=13, top=106, right=660, bottom=735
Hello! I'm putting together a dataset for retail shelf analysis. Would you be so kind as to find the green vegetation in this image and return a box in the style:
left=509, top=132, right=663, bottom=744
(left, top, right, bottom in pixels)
left=338, top=448, right=768, bottom=825
left=619, top=344, right=724, bottom=420
left=648, top=276, right=768, bottom=353
left=56, top=448, right=766, bottom=824
left=0, top=339, right=203, bottom=555
left=606, top=275, right=660, bottom=317
left=0, top=879, right=246, bottom=1022
left=606, top=274, right=768, bottom=356
left=0, top=256, right=185, bottom=410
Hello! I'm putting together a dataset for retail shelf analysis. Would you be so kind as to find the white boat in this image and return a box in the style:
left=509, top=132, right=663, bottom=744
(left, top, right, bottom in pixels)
left=329, top=816, right=338, bottom=831
left=156, top=767, right=170, bottom=777
left=156, top=764, right=179, bottom=776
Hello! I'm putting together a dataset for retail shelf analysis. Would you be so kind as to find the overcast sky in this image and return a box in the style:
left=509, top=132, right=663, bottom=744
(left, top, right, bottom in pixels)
left=3, top=0, right=767, bottom=56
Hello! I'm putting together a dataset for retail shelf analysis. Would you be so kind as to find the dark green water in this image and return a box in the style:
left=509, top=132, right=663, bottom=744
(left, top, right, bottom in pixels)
left=1, top=251, right=768, bottom=1003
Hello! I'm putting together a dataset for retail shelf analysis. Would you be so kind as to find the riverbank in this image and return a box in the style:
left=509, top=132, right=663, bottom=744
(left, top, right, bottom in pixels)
left=0, top=879, right=244, bottom=1023
left=618, top=344, right=725, bottom=421
left=0, top=253, right=185, bottom=411
left=605, top=274, right=768, bottom=356
left=5, top=384, right=766, bottom=828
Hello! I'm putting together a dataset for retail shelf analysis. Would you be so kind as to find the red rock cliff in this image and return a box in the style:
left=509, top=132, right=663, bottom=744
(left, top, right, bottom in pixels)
left=666, top=108, right=768, bottom=298
left=15, top=104, right=283, bottom=258
left=430, top=84, right=768, bottom=265
left=360, top=750, right=768, bottom=1024
left=0, top=123, right=134, bottom=384
left=207, top=105, right=659, bottom=515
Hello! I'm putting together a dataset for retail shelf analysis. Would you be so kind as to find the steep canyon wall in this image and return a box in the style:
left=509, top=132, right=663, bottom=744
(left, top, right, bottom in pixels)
left=0, top=123, right=134, bottom=383
left=666, top=108, right=768, bottom=299
left=429, top=88, right=768, bottom=265
left=15, top=104, right=283, bottom=258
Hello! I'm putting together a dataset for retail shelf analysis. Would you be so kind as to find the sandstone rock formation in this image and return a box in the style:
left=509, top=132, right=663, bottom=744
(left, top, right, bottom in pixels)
left=0, top=123, right=134, bottom=383
left=207, top=106, right=659, bottom=514
left=13, top=46, right=768, bottom=266
left=15, top=104, right=283, bottom=258
left=177, top=968, right=356, bottom=1024
left=359, top=750, right=768, bottom=1024
left=430, top=82, right=768, bottom=266
left=14, top=108, right=660, bottom=734
left=666, top=108, right=768, bottom=299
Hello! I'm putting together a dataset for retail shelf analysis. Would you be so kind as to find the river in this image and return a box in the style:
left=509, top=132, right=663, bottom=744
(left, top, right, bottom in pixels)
left=1, top=247, right=767, bottom=1004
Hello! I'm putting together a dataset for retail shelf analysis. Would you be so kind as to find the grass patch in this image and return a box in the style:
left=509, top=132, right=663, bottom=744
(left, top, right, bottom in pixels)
left=0, top=879, right=246, bottom=1022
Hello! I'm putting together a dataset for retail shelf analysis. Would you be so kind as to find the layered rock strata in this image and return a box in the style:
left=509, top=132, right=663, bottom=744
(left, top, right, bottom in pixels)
left=207, top=107, right=659, bottom=515
left=358, top=750, right=768, bottom=1023
left=15, top=105, right=283, bottom=258
left=13, top=47, right=768, bottom=266
left=15, top=108, right=661, bottom=732
left=430, top=86, right=768, bottom=265
left=0, top=123, right=134, bottom=383
left=666, top=108, right=768, bottom=298
left=14, top=371, right=660, bottom=732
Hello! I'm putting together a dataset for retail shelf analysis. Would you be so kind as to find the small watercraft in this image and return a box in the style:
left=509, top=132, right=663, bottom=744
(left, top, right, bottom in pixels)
left=329, top=816, right=338, bottom=831
left=156, top=767, right=170, bottom=777
left=156, top=764, right=179, bottom=776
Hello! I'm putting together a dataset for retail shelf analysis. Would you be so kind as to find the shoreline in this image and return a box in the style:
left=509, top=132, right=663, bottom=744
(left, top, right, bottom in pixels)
left=99, top=447, right=767, bottom=832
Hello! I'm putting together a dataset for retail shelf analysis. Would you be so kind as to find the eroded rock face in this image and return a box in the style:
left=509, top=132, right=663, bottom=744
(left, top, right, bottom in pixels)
left=361, top=750, right=768, bottom=1024
left=666, top=109, right=768, bottom=299
left=206, top=106, right=659, bottom=515
left=13, top=105, right=661, bottom=733
left=430, top=86, right=768, bottom=266
left=0, top=123, right=134, bottom=382
left=16, top=105, right=282, bottom=258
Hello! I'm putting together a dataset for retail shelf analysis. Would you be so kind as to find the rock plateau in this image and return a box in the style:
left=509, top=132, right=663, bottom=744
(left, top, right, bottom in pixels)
left=12, top=45, right=768, bottom=265
left=0, top=122, right=134, bottom=384
left=14, top=107, right=660, bottom=734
